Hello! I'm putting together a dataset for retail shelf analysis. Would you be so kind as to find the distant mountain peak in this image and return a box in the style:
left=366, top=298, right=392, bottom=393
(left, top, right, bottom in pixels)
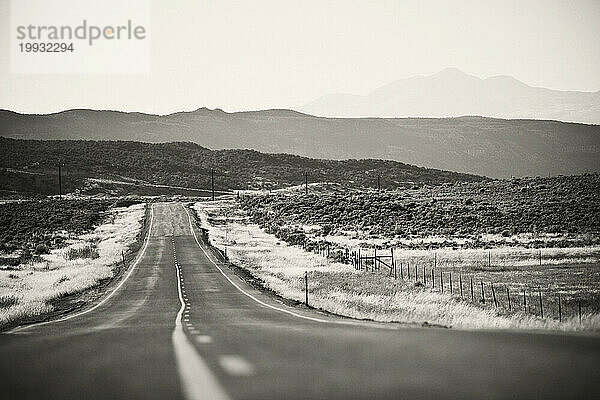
left=298, top=68, right=600, bottom=124
left=433, top=67, right=476, bottom=78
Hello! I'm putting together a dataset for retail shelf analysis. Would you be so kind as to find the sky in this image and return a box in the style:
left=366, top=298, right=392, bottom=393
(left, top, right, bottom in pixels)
left=1, top=0, right=599, bottom=114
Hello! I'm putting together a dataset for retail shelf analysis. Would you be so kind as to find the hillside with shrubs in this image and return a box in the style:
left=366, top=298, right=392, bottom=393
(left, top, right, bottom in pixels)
left=240, top=174, right=600, bottom=248
left=0, top=137, right=483, bottom=196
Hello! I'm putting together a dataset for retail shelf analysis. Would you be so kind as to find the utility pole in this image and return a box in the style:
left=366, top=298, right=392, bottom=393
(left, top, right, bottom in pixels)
left=211, top=168, right=215, bottom=201
left=305, top=171, right=308, bottom=195
left=58, top=161, right=63, bottom=199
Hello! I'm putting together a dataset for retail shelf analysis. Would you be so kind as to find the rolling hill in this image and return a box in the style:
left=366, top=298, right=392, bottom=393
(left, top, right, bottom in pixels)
left=0, top=137, right=483, bottom=196
left=1, top=107, right=599, bottom=178
left=300, top=68, right=600, bottom=124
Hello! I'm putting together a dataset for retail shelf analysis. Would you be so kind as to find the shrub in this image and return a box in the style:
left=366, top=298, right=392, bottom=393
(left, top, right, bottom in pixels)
left=35, top=243, right=50, bottom=254
left=65, top=244, right=100, bottom=260
left=0, top=295, right=18, bottom=309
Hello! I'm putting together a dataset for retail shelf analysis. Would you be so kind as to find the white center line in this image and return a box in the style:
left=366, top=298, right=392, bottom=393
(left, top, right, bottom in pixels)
left=172, top=243, right=230, bottom=400
left=218, top=355, right=255, bottom=377
left=195, top=335, right=213, bottom=344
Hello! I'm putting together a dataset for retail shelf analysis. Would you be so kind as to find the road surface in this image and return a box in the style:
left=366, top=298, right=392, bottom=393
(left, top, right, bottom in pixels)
left=1, top=203, right=599, bottom=399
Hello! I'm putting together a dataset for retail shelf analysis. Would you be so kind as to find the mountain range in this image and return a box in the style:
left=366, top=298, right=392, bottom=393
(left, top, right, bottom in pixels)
left=1, top=107, right=599, bottom=178
left=299, top=68, right=600, bottom=124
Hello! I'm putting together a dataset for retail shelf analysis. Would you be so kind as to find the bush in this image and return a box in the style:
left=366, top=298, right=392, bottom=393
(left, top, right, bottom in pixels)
left=65, top=244, right=100, bottom=260
left=35, top=243, right=50, bottom=254
left=0, top=295, right=18, bottom=309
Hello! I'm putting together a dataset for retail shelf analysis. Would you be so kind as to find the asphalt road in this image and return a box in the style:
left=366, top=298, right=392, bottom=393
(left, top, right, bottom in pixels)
left=1, top=202, right=599, bottom=400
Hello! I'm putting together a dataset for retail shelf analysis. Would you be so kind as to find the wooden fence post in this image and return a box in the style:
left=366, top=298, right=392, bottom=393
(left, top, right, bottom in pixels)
left=523, top=290, right=527, bottom=313
left=557, top=293, right=562, bottom=322
left=470, top=278, right=474, bottom=301
left=407, top=262, right=411, bottom=279
left=506, top=286, right=511, bottom=311
left=358, top=249, right=362, bottom=271
left=491, top=284, right=498, bottom=308
left=538, top=291, right=544, bottom=318
left=578, top=300, right=582, bottom=324
left=481, top=282, right=485, bottom=304
left=423, top=266, right=426, bottom=285
left=400, top=262, right=404, bottom=279
left=459, top=274, right=463, bottom=297
left=449, top=273, right=453, bottom=294
left=440, top=271, right=444, bottom=293
left=374, top=248, right=377, bottom=271
left=431, top=269, right=435, bottom=288
left=304, top=271, right=308, bottom=306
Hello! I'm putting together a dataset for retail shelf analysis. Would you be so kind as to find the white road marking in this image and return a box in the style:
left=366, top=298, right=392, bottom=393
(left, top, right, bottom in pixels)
left=9, top=203, right=156, bottom=334
left=172, top=247, right=230, bottom=400
left=195, top=335, right=213, bottom=344
left=218, top=355, right=255, bottom=376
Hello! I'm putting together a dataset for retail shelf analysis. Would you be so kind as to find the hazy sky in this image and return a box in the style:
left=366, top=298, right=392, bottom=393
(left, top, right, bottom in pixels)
left=1, top=0, right=599, bottom=114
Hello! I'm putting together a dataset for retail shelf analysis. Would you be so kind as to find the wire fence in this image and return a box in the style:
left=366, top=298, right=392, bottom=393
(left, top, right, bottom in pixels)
left=304, top=242, right=598, bottom=323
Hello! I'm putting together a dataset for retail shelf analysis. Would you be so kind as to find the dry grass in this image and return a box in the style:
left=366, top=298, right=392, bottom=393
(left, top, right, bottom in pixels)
left=194, top=200, right=599, bottom=332
left=0, top=203, right=145, bottom=329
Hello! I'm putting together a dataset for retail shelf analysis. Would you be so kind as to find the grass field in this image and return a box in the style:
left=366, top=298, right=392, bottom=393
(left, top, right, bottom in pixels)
left=348, top=246, right=600, bottom=319
left=0, top=203, right=145, bottom=330
left=194, top=200, right=599, bottom=331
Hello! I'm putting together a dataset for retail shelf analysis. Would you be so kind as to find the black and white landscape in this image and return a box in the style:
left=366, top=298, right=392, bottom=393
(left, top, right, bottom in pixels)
left=1, top=1, right=599, bottom=400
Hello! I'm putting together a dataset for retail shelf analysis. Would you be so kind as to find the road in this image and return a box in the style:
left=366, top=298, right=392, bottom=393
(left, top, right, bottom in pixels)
left=1, top=202, right=599, bottom=399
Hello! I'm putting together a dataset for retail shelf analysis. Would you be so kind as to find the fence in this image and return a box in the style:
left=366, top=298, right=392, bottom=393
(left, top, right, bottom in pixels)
left=305, top=242, right=595, bottom=324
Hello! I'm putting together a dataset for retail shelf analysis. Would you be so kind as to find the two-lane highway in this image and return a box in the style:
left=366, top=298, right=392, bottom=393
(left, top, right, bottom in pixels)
left=1, top=203, right=599, bottom=399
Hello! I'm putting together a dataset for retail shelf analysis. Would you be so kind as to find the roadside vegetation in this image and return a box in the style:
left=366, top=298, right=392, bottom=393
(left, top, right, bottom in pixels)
left=0, top=199, right=113, bottom=263
left=195, top=195, right=600, bottom=331
left=0, top=202, right=146, bottom=330
left=240, top=174, right=600, bottom=248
